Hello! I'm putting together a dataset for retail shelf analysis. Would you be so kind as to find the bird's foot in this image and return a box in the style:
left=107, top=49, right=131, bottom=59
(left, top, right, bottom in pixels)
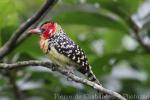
left=51, top=64, right=56, bottom=71
left=66, top=70, right=74, bottom=82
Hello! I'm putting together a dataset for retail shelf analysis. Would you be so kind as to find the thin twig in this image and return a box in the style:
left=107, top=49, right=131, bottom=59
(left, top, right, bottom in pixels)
left=0, top=60, right=127, bottom=100
left=0, top=0, right=58, bottom=60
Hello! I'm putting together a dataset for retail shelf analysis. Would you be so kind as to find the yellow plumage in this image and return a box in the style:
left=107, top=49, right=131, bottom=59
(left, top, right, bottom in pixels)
left=48, top=47, right=73, bottom=68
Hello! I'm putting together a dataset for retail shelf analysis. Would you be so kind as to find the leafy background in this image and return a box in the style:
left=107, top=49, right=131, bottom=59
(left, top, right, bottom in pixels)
left=0, top=0, right=150, bottom=100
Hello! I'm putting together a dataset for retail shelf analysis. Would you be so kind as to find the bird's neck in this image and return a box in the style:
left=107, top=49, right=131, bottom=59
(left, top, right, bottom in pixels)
left=39, top=30, right=65, bottom=53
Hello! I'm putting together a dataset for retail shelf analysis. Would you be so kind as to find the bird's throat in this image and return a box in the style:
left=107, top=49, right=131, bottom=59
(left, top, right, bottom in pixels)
left=39, top=36, right=49, bottom=53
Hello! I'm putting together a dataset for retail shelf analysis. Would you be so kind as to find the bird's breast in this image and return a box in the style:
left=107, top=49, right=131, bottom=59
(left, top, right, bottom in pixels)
left=48, top=47, right=73, bottom=67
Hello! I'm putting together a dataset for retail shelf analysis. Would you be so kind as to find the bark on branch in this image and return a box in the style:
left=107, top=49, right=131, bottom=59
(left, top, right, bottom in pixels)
left=0, top=60, right=126, bottom=100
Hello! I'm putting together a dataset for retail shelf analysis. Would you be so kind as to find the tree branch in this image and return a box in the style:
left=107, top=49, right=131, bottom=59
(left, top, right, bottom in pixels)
left=129, top=17, right=150, bottom=53
left=0, top=0, right=58, bottom=60
left=6, top=71, right=23, bottom=100
left=0, top=60, right=126, bottom=100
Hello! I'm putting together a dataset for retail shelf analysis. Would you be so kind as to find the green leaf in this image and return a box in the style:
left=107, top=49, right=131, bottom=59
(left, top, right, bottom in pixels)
left=87, top=0, right=143, bottom=18
left=101, top=29, right=124, bottom=53
left=0, top=26, right=17, bottom=45
left=0, top=0, right=20, bottom=46
left=14, top=35, right=43, bottom=58
left=52, top=11, right=128, bottom=33
left=0, top=0, right=19, bottom=27
left=91, top=50, right=139, bottom=76
left=62, top=0, right=80, bottom=4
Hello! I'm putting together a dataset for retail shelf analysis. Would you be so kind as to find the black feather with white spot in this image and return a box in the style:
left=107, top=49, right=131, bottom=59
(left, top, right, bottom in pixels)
left=48, top=32, right=89, bottom=70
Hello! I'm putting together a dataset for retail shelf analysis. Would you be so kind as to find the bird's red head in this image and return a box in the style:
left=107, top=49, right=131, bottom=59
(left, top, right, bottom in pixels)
left=29, top=22, right=57, bottom=39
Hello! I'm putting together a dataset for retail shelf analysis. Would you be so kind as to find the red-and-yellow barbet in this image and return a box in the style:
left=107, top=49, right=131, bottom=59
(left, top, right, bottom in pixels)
left=29, top=21, right=101, bottom=86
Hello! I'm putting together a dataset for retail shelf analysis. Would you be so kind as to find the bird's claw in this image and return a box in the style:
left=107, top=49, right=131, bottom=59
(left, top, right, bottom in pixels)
left=66, top=70, right=74, bottom=82
left=67, top=77, right=73, bottom=81
left=51, top=64, right=56, bottom=71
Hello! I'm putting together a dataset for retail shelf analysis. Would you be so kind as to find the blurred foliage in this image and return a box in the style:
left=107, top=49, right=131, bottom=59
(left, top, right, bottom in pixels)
left=0, top=0, right=150, bottom=100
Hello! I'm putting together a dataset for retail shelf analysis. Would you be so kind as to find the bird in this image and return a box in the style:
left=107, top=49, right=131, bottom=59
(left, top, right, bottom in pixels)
left=29, top=21, right=101, bottom=86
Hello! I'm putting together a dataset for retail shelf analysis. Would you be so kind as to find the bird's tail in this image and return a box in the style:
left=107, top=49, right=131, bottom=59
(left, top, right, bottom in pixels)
left=78, top=65, right=102, bottom=86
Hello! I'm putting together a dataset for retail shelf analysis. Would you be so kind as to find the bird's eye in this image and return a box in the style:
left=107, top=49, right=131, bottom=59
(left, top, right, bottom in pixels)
left=41, top=28, right=46, bottom=32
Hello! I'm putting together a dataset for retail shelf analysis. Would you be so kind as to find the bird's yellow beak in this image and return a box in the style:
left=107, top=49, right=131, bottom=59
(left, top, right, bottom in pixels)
left=28, top=28, right=41, bottom=34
